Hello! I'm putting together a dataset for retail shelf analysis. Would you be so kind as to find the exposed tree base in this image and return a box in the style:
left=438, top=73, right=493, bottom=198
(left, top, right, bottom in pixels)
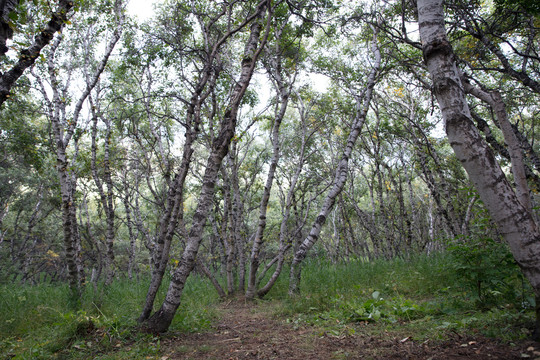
left=141, top=309, right=175, bottom=334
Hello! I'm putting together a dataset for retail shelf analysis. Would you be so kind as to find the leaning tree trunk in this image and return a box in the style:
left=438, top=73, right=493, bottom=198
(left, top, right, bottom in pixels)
left=0, top=0, right=19, bottom=57
left=35, top=3, right=123, bottom=296
left=417, top=0, right=540, bottom=338
left=246, top=49, right=291, bottom=299
left=255, top=95, right=311, bottom=298
left=288, top=26, right=381, bottom=295
left=142, top=2, right=271, bottom=333
left=138, top=1, right=268, bottom=322
left=90, top=104, right=116, bottom=286
left=0, top=0, right=73, bottom=106
left=461, top=80, right=532, bottom=213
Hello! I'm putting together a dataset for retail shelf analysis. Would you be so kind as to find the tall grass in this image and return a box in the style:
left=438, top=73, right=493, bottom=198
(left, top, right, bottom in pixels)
left=267, top=252, right=534, bottom=341
left=263, top=253, right=453, bottom=312
left=0, top=274, right=220, bottom=359
left=0, top=252, right=534, bottom=358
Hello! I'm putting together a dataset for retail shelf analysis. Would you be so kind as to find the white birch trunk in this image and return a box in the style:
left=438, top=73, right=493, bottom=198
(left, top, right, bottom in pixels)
left=0, top=0, right=74, bottom=106
left=35, top=2, right=123, bottom=294
left=138, top=2, right=270, bottom=322
left=256, top=103, right=310, bottom=297
left=246, top=40, right=292, bottom=298
left=462, top=80, right=532, bottom=213
left=143, top=2, right=271, bottom=333
left=417, top=0, right=540, bottom=315
left=288, top=27, right=381, bottom=295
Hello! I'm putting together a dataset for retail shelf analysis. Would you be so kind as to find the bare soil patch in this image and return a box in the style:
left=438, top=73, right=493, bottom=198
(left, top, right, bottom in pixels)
left=160, top=300, right=538, bottom=359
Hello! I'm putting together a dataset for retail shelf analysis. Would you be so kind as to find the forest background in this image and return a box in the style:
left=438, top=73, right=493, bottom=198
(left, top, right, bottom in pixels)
left=1, top=0, right=540, bottom=358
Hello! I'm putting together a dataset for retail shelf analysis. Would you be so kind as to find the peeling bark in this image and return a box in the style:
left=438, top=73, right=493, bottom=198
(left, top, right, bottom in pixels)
left=417, top=0, right=540, bottom=337
left=0, top=0, right=74, bottom=106
left=142, top=1, right=271, bottom=333
left=246, top=23, right=294, bottom=298
left=138, top=1, right=270, bottom=322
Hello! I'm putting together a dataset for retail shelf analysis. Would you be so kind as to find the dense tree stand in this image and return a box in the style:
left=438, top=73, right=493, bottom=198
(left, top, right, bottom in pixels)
left=2, top=0, right=540, bottom=347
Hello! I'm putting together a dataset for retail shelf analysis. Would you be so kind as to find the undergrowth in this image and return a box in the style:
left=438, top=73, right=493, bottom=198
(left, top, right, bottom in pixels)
left=269, top=252, right=535, bottom=342
left=0, top=274, right=219, bottom=359
left=0, top=250, right=535, bottom=359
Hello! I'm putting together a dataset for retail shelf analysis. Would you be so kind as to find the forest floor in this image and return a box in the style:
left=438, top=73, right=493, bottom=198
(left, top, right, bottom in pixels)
left=157, top=299, right=538, bottom=360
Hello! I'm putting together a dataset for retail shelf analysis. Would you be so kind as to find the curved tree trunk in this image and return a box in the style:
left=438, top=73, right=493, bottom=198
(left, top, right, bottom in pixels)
left=142, top=2, right=271, bottom=333
left=90, top=103, right=117, bottom=286
left=462, top=80, right=532, bottom=212
left=0, top=0, right=19, bottom=57
left=34, top=1, right=123, bottom=296
left=417, top=0, right=540, bottom=338
left=138, top=1, right=270, bottom=322
left=0, top=0, right=74, bottom=106
left=288, top=26, right=381, bottom=295
left=246, top=47, right=292, bottom=299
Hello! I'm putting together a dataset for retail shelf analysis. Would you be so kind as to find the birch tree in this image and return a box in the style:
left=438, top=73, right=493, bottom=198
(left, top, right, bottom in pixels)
left=0, top=0, right=74, bottom=106
left=89, top=93, right=117, bottom=286
left=142, top=0, right=272, bottom=333
left=245, top=6, right=300, bottom=299
left=288, top=21, right=382, bottom=294
left=32, top=0, right=124, bottom=294
left=417, top=0, right=540, bottom=337
left=138, top=0, right=273, bottom=323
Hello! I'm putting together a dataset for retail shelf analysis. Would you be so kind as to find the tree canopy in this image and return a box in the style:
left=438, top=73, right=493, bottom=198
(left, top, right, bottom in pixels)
left=1, top=0, right=539, bottom=335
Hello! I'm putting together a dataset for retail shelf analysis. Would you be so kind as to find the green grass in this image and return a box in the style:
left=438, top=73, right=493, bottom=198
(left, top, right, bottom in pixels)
left=0, top=274, right=220, bottom=359
left=268, top=253, right=535, bottom=342
left=0, top=252, right=535, bottom=359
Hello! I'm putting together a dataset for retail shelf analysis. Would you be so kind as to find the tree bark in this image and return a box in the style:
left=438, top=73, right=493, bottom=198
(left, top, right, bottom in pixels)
left=122, top=168, right=137, bottom=280
left=142, top=1, right=271, bottom=333
left=462, top=79, right=532, bottom=212
left=0, top=0, right=74, bottom=106
left=256, top=96, right=310, bottom=298
left=0, top=0, right=19, bottom=57
left=90, top=103, right=116, bottom=286
left=417, top=0, right=540, bottom=337
left=34, top=2, right=123, bottom=295
left=288, top=26, right=381, bottom=295
left=246, top=38, right=292, bottom=299
left=138, top=1, right=269, bottom=322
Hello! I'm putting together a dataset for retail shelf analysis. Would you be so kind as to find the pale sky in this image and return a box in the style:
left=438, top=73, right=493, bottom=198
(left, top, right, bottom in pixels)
left=127, top=0, right=157, bottom=21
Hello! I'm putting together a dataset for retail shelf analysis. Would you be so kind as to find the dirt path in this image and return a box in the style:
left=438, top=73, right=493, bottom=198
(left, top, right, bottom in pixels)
left=160, top=300, right=538, bottom=359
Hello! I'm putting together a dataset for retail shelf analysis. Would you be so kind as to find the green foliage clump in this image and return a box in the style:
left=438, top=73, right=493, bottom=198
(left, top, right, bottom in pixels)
left=494, top=0, right=540, bottom=15
left=447, top=236, right=533, bottom=309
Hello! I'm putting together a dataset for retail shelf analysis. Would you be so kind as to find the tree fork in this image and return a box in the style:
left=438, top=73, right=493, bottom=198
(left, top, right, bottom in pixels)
left=142, top=0, right=272, bottom=333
